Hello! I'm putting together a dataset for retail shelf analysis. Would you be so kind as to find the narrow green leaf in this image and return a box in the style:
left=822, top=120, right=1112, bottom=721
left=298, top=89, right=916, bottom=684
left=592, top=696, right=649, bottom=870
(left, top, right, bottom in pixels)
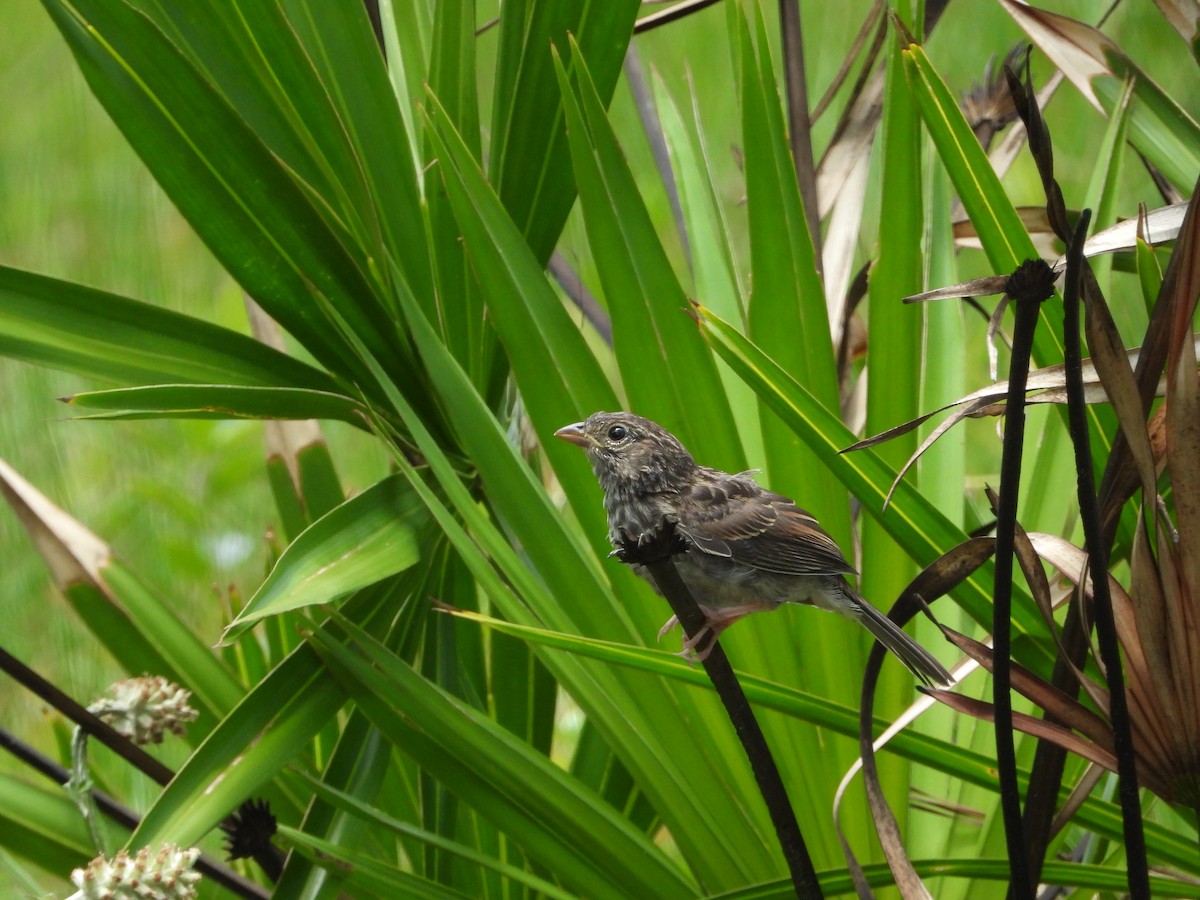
left=863, top=13, right=925, bottom=600
left=555, top=44, right=745, bottom=473
left=489, top=1, right=641, bottom=261
left=0, top=774, right=95, bottom=870
left=223, top=474, right=424, bottom=640
left=41, top=0, right=400, bottom=388
left=1136, top=236, right=1164, bottom=319
left=65, top=384, right=368, bottom=426
left=129, top=579, right=407, bottom=849
left=271, top=0, right=435, bottom=300
left=296, top=775, right=575, bottom=900
left=738, top=9, right=842, bottom=497
left=271, top=713, right=390, bottom=898
left=653, top=74, right=761, bottom=462
left=900, top=40, right=1069, bottom=371
left=0, top=266, right=335, bottom=389
left=377, top=0, right=431, bottom=173
left=282, top=827, right=477, bottom=900
left=423, top=0, right=492, bottom=391
left=1082, top=78, right=1134, bottom=321
left=857, top=11, right=927, bottom=853
left=421, top=91, right=620, bottom=562
left=293, top=439, right=346, bottom=522
left=309, top=617, right=696, bottom=900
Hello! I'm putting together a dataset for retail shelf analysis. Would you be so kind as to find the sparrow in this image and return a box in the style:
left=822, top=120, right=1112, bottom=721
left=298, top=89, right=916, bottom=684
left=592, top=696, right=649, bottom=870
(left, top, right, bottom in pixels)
left=555, top=411, right=952, bottom=686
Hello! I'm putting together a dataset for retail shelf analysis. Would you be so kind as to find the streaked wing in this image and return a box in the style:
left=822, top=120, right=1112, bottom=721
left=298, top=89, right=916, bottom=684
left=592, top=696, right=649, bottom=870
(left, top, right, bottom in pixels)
left=675, top=470, right=856, bottom=576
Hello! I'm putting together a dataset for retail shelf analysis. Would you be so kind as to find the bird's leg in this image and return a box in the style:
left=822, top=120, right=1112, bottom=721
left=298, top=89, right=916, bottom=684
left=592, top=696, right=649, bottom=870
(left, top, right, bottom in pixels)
left=666, top=602, right=778, bottom=661
left=683, top=617, right=733, bottom=662
left=656, top=615, right=715, bottom=665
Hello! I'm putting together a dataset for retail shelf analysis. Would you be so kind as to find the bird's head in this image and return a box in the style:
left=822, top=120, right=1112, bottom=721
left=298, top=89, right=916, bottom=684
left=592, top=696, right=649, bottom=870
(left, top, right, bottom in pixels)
left=555, top=412, right=697, bottom=496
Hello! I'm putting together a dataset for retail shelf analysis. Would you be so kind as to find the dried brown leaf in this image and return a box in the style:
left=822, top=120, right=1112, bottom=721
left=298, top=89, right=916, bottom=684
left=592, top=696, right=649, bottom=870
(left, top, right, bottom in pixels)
left=997, top=0, right=1114, bottom=110
left=0, top=457, right=111, bottom=588
left=1149, top=0, right=1200, bottom=47
left=953, top=207, right=1059, bottom=257
left=846, top=344, right=1181, bottom=509
left=905, top=202, right=1187, bottom=303
left=940, top=628, right=1115, bottom=750
left=926, top=688, right=1141, bottom=787
left=815, top=68, right=884, bottom=219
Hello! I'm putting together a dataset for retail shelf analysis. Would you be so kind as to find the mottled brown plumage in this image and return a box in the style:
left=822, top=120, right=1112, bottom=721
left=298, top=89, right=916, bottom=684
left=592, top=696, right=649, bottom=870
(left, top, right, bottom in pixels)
left=556, top=411, right=951, bottom=686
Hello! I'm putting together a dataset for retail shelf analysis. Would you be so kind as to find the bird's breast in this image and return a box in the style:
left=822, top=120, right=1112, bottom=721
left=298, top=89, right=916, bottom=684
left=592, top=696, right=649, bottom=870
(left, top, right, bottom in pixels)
left=603, top=489, right=678, bottom=544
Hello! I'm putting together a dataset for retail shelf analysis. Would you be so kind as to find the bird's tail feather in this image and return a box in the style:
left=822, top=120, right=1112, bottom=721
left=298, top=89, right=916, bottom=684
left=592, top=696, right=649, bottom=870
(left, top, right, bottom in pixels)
left=853, top=597, right=952, bottom=687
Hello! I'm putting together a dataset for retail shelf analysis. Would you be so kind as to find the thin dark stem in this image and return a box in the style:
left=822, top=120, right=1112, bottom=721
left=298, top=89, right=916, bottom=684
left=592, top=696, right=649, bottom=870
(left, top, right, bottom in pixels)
left=633, top=0, right=724, bottom=33
left=623, top=46, right=691, bottom=268
left=0, top=644, right=284, bottom=881
left=777, top=0, right=822, bottom=275
left=362, top=0, right=385, bottom=56
left=993, top=260, right=1055, bottom=900
left=0, top=727, right=269, bottom=899
left=1019, top=600, right=1088, bottom=884
left=1061, top=210, right=1150, bottom=899
left=548, top=252, right=612, bottom=344
left=999, top=53, right=1092, bottom=886
left=0, top=644, right=174, bottom=785
left=619, top=525, right=823, bottom=899
left=0, top=725, right=140, bottom=827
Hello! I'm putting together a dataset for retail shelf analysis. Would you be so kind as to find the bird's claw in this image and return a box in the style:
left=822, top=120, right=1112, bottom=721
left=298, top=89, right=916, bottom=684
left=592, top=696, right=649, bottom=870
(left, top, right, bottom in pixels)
left=658, top=615, right=717, bottom=664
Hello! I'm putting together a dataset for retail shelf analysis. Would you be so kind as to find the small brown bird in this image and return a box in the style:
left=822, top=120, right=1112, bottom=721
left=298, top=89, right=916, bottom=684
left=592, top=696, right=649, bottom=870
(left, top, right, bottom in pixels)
left=556, top=411, right=951, bottom=686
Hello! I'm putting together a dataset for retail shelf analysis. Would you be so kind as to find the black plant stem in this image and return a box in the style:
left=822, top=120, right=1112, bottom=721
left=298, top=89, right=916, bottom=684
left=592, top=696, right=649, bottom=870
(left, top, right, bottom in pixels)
left=0, top=644, right=174, bottom=785
left=0, top=727, right=268, bottom=899
left=1060, top=210, right=1150, bottom=898
left=0, top=725, right=142, bottom=829
left=633, top=0, right=724, bottom=34
left=994, top=260, right=1055, bottom=900
left=622, top=526, right=822, bottom=899
left=777, top=0, right=822, bottom=275
left=0, top=644, right=284, bottom=881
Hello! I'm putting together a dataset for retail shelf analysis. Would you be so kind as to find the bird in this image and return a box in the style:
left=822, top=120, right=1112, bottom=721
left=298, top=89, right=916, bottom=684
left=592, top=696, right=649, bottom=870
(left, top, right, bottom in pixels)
left=555, top=411, right=952, bottom=686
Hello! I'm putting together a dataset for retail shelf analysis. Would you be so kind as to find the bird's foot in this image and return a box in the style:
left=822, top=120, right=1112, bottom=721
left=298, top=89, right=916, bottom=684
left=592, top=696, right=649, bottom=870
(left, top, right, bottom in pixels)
left=656, top=615, right=680, bottom=642
left=658, top=615, right=723, bottom=664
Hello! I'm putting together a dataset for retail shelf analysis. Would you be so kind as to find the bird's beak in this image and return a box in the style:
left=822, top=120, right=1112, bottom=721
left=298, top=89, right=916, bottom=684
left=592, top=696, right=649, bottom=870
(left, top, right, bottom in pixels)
left=554, top=422, right=591, bottom=448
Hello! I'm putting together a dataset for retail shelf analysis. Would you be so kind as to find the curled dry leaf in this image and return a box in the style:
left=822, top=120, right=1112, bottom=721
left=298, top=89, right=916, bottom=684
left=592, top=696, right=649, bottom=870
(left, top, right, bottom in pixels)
left=842, top=340, right=1193, bottom=509
left=996, top=0, right=1115, bottom=111
left=1150, top=0, right=1200, bottom=48
left=904, top=201, right=1187, bottom=303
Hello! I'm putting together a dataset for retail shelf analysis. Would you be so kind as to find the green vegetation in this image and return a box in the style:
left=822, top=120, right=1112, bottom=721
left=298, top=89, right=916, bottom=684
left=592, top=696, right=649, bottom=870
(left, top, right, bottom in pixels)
left=1, top=0, right=1198, bottom=896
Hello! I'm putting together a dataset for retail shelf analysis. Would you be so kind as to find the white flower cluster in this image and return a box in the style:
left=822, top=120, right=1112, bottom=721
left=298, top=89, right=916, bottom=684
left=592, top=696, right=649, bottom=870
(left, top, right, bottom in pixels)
left=68, top=844, right=201, bottom=899
left=88, top=675, right=198, bottom=745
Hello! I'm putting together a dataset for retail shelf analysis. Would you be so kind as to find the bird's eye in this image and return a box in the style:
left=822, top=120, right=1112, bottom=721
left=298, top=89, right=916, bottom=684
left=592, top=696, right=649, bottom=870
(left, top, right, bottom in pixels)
left=607, top=425, right=628, bottom=441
